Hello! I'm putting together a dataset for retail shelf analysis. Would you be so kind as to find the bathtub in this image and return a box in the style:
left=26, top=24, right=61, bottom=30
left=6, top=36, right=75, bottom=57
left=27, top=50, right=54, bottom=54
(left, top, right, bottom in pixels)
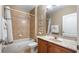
left=14, top=38, right=35, bottom=43
left=2, top=38, right=37, bottom=53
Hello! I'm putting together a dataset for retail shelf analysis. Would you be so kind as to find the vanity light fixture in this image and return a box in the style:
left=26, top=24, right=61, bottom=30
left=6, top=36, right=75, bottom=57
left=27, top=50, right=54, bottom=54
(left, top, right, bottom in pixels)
left=46, top=5, right=56, bottom=10
left=47, top=5, right=52, bottom=9
left=47, top=5, right=61, bottom=9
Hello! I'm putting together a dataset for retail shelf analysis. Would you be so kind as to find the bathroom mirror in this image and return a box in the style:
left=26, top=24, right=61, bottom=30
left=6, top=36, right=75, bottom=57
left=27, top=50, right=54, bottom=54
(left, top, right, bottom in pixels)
left=46, top=5, right=77, bottom=39
left=62, top=13, right=77, bottom=37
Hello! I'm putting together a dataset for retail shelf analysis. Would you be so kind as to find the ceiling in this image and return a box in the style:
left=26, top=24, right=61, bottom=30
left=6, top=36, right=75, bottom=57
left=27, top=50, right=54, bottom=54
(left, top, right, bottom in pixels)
left=8, top=5, right=64, bottom=14
left=46, top=5, right=64, bottom=15
left=9, top=5, right=35, bottom=12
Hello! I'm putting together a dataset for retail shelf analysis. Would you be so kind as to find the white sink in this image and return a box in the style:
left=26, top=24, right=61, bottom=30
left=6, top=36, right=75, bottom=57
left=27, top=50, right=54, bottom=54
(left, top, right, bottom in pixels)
left=57, top=38, right=63, bottom=42
left=41, top=35, right=55, bottom=39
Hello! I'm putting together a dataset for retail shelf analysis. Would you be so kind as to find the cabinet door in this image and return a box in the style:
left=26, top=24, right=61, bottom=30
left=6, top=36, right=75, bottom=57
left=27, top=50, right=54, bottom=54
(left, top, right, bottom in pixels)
left=38, top=39, right=48, bottom=53
left=48, top=42, right=62, bottom=53
left=48, top=42, right=76, bottom=53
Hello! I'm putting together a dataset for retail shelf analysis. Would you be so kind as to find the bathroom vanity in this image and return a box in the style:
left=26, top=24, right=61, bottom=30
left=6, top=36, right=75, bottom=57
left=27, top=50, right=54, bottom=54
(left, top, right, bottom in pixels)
left=37, top=36, right=77, bottom=53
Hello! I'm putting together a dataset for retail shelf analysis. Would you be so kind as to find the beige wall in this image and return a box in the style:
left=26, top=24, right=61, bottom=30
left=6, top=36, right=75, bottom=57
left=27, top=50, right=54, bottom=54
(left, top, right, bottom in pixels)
left=77, top=6, right=79, bottom=36
left=50, top=5, right=77, bottom=35
left=37, top=6, right=47, bottom=35
left=30, top=6, right=47, bottom=39
left=77, top=6, right=79, bottom=45
left=11, top=5, right=47, bottom=40
left=11, top=10, right=30, bottom=40
left=30, top=8, right=35, bottom=39
left=0, top=5, right=3, bottom=16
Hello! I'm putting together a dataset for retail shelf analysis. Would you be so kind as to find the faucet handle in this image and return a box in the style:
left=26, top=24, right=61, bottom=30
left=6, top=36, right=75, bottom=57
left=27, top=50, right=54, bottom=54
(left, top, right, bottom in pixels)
left=54, top=36, right=57, bottom=39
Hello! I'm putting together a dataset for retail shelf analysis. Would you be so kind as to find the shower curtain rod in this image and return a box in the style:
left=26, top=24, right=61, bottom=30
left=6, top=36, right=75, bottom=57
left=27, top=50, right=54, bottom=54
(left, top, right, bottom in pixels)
left=5, top=7, right=35, bottom=16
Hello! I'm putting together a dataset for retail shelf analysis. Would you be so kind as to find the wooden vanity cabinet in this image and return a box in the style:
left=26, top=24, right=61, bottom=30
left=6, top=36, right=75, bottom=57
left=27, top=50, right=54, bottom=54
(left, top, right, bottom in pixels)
left=38, top=38, right=76, bottom=53
left=38, top=39, right=48, bottom=53
left=47, top=42, right=75, bottom=53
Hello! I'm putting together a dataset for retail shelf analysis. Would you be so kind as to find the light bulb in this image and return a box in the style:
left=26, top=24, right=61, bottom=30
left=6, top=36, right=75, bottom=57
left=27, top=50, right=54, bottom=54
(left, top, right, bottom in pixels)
left=47, top=5, right=52, bottom=9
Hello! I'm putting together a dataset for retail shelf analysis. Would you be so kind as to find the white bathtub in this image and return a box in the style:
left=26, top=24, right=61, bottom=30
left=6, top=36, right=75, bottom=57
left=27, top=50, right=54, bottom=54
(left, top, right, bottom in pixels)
left=2, top=38, right=37, bottom=53
left=14, top=38, right=35, bottom=44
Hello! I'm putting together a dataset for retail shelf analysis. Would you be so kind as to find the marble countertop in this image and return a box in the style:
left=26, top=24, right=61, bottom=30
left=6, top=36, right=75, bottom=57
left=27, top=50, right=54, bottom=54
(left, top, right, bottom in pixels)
left=37, top=35, right=77, bottom=51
